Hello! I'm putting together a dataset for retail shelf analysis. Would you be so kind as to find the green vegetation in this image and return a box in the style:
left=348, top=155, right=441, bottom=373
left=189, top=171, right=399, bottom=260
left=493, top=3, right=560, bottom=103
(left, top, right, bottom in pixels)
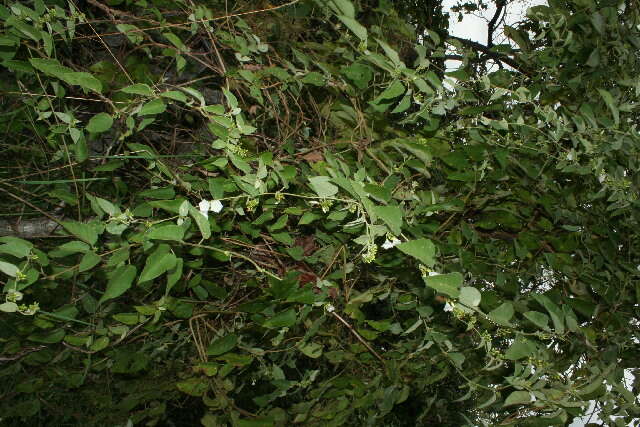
left=1, top=0, right=639, bottom=425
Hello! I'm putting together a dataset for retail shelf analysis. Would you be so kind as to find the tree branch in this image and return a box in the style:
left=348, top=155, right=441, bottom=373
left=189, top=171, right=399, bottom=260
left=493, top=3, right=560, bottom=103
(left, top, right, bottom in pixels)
left=487, top=0, right=506, bottom=48
left=447, top=35, right=529, bottom=75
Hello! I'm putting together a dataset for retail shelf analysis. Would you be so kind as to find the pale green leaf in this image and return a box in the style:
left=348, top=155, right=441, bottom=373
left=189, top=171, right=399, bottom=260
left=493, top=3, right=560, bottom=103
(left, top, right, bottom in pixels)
left=373, top=205, right=403, bottom=235
left=0, top=260, right=18, bottom=277
left=397, top=238, right=436, bottom=266
left=488, top=302, right=514, bottom=326
left=147, top=224, right=185, bottom=241
left=0, top=302, right=19, bottom=313
left=459, top=286, right=481, bottom=307
left=504, top=391, right=532, bottom=407
left=207, top=334, right=238, bottom=356
left=61, top=221, right=99, bottom=246
left=99, top=264, right=137, bottom=304
left=78, top=251, right=101, bottom=272
left=166, top=258, right=183, bottom=296
left=263, top=308, right=297, bottom=328
left=524, top=310, right=550, bottom=330
left=309, top=176, right=338, bottom=198
left=425, top=272, right=463, bottom=298
left=86, top=113, right=113, bottom=134
left=337, top=15, right=367, bottom=40
left=188, top=205, right=211, bottom=240
left=138, top=98, right=166, bottom=116
left=121, top=83, right=153, bottom=96
left=504, top=337, right=536, bottom=360
left=139, top=247, right=177, bottom=283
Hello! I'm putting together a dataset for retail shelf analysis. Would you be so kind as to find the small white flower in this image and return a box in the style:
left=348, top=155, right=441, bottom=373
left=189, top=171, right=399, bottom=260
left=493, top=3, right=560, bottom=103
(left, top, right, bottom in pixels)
left=325, top=304, right=335, bottom=313
left=428, top=271, right=440, bottom=277
left=382, top=237, right=401, bottom=249
left=198, top=199, right=223, bottom=217
left=598, top=174, right=606, bottom=183
left=6, top=289, right=23, bottom=302
left=210, top=199, right=223, bottom=213
left=444, top=302, right=454, bottom=312
left=566, top=151, right=575, bottom=161
left=198, top=199, right=210, bottom=218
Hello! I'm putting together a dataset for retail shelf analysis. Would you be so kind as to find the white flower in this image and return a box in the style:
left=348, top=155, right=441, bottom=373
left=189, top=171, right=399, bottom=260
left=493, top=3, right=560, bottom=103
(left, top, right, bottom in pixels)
left=210, top=199, right=223, bottom=213
left=198, top=199, right=224, bottom=217
left=382, top=237, right=401, bottom=249
left=444, top=302, right=454, bottom=312
left=6, top=289, right=23, bottom=302
left=599, top=174, right=606, bottom=183
left=325, top=304, right=335, bottom=313
left=198, top=199, right=210, bottom=218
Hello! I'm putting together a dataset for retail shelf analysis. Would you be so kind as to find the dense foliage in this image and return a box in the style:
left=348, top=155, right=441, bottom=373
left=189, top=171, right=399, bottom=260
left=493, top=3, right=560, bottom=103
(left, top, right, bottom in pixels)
left=1, top=0, right=639, bottom=425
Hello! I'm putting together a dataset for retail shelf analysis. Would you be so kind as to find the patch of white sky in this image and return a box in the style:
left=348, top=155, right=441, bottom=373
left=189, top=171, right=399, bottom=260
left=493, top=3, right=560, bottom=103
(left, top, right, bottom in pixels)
left=443, top=0, right=545, bottom=71
left=441, top=2, right=639, bottom=426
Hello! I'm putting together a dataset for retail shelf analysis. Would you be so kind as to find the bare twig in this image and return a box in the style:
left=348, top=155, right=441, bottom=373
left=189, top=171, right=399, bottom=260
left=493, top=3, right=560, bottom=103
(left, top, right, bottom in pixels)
left=330, top=311, right=385, bottom=366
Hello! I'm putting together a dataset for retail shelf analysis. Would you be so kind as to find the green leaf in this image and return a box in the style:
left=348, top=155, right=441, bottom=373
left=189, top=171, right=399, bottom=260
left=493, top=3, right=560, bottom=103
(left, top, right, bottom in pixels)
left=301, top=72, right=325, bottom=86
left=113, top=313, right=141, bottom=325
left=163, top=32, right=187, bottom=50
left=504, top=337, right=536, bottom=360
left=337, top=15, right=367, bottom=40
left=161, top=90, right=187, bottom=103
left=121, top=83, right=153, bottom=96
left=166, top=258, right=183, bottom=295
left=524, top=310, right=549, bottom=330
left=271, top=232, right=294, bottom=246
left=78, top=251, right=101, bottom=272
left=487, top=302, right=514, bottom=326
left=376, top=38, right=402, bottom=66
left=0, top=302, right=19, bottom=313
left=10, top=19, right=42, bottom=41
left=188, top=205, right=211, bottom=239
left=330, top=0, right=355, bottom=18
left=99, top=264, right=137, bottom=304
left=459, top=287, right=481, bottom=307
left=138, top=247, right=177, bottom=283
left=116, top=23, right=144, bottom=44
left=308, top=176, right=338, bottom=198
left=61, top=221, right=99, bottom=246
left=341, top=63, right=373, bottom=89
left=28, top=329, right=65, bottom=344
left=504, top=391, right=532, bottom=407
left=397, top=238, right=436, bottom=266
left=372, top=205, right=403, bottom=235
left=378, top=80, right=406, bottom=101
left=299, top=342, right=323, bottom=358
left=425, top=272, right=463, bottom=298
left=263, top=308, right=297, bottom=328
left=61, top=72, right=102, bottom=94
left=29, top=57, right=72, bottom=76
left=138, top=98, right=166, bottom=116
left=86, top=113, right=113, bottom=134
left=597, top=88, right=619, bottom=126
left=207, top=333, right=238, bottom=356
left=0, top=240, right=32, bottom=258
left=533, top=294, right=565, bottom=334
left=75, top=138, right=88, bottom=163
left=147, top=224, right=185, bottom=241
left=176, top=377, right=208, bottom=397
left=90, top=336, right=110, bottom=352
